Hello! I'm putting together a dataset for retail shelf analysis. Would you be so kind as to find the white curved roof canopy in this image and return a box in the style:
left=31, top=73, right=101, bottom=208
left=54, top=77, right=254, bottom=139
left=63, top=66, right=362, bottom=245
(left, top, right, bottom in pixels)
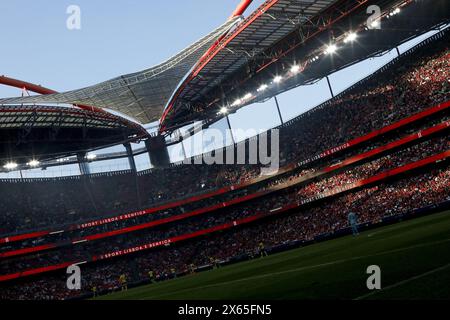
left=0, top=17, right=240, bottom=124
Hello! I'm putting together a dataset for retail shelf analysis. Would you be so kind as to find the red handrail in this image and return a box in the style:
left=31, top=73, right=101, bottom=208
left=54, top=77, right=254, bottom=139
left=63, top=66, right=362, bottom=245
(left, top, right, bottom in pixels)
left=2, top=150, right=448, bottom=282
left=1, top=119, right=448, bottom=259
left=1, top=100, right=448, bottom=245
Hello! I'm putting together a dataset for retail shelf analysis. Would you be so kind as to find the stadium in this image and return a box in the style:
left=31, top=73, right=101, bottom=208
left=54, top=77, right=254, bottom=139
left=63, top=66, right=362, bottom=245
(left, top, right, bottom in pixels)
left=0, top=0, right=449, bottom=304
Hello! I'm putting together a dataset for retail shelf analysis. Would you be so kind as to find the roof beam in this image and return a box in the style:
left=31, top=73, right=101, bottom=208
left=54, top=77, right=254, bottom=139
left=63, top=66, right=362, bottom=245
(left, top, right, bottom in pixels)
left=230, top=0, right=254, bottom=19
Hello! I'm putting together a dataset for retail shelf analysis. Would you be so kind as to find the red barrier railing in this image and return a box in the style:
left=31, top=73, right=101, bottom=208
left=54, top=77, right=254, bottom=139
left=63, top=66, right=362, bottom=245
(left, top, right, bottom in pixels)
left=1, top=100, right=448, bottom=245
left=1, top=150, right=448, bottom=282
left=1, top=119, right=448, bottom=258
left=91, top=150, right=450, bottom=260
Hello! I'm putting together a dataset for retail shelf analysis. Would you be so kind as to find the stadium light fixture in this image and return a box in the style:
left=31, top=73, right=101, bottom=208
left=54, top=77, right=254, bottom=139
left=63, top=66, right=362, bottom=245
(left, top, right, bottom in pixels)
left=219, top=107, right=228, bottom=114
left=389, top=7, right=401, bottom=17
left=4, top=162, right=18, bottom=170
left=344, top=32, right=357, bottom=43
left=290, top=65, right=301, bottom=74
left=232, top=98, right=242, bottom=107
left=86, top=154, right=97, bottom=160
left=257, top=84, right=268, bottom=92
left=273, top=76, right=283, bottom=84
left=324, top=44, right=338, bottom=55
left=28, top=160, right=40, bottom=167
left=243, top=93, right=253, bottom=100
left=370, top=20, right=380, bottom=29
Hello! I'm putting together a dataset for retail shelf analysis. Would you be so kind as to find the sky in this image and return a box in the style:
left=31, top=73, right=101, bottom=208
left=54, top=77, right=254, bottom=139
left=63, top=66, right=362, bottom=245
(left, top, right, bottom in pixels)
left=0, top=1, right=442, bottom=176
left=0, top=0, right=434, bottom=123
left=0, top=0, right=261, bottom=97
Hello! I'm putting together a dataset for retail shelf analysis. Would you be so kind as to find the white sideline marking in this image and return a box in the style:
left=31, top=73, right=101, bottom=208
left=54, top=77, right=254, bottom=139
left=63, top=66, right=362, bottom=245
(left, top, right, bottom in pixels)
left=355, top=263, right=450, bottom=300
left=137, top=238, right=450, bottom=300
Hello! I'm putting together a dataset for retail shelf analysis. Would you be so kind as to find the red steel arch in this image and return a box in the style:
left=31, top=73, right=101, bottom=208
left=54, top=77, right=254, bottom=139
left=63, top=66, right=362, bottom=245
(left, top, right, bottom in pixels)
left=0, top=75, right=56, bottom=95
left=0, top=75, right=109, bottom=114
left=160, top=0, right=254, bottom=131
left=230, top=0, right=253, bottom=18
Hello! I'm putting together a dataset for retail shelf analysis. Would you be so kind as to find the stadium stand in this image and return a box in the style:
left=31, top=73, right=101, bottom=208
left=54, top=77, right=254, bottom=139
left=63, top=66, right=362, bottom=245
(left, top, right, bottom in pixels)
left=0, top=29, right=448, bottom=236
left=0, top=27, right=448, bottom=300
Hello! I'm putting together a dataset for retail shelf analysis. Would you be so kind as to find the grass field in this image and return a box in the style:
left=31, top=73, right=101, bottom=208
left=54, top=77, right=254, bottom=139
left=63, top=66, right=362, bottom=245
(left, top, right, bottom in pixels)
left=97, top=210, right=450, bottom=300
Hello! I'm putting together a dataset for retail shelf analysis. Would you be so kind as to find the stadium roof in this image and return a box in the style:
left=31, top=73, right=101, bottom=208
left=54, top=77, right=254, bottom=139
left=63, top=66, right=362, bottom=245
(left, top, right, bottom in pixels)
left=0, top=17, right=241, bottom=124
left=161, top=0, right=450, bottom=131
left=160, top=0, right=339, bottom=128
left=1, top=0, right=448, bottom=135
left=0, top=105, right=145, bottom=164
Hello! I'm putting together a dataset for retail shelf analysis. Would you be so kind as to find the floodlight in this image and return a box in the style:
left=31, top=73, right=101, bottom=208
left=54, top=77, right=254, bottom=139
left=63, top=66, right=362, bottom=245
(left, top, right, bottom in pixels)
left=290, top=65, right=301, bottom=74
left=273, top=76, right=283, bottom=84
left=257, top=84, right=268, bottom=92
left=4, top=162, right=18, bottom=170
left=28, top=160, right=40, bottom=167
left=243, top=93, right=252, bottom=100
left=324, top=44, right=337, bottom=55
left=86, top=154, right=97, bottom=160
left=344, top=32, right=357, bottom=43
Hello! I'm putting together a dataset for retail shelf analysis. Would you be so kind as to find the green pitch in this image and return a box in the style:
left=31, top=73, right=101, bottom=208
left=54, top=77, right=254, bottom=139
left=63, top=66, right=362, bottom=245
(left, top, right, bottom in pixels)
left=97, top=210, right=450, bottom=300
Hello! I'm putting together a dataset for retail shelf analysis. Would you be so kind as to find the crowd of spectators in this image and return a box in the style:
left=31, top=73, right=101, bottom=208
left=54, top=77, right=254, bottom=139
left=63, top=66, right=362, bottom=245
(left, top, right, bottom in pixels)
left=1, top=130, right=447, bottom=256
left=0, top=29, right=449, bottom=300
left=0, top=29, right=448, bottom=236
left=0, top=132, right=447, bottom=275
left=1, top=164, right=448, bottom=300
